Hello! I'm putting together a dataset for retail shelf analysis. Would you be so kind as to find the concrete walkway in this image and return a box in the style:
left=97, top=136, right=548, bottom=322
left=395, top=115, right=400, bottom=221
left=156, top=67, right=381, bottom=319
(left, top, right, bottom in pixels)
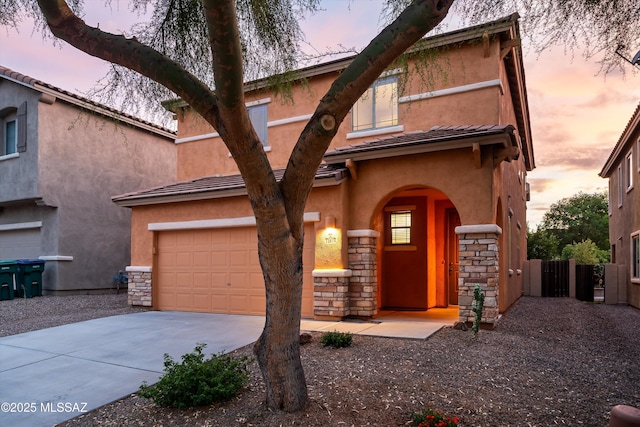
left=0, top=309, right=455, bottom=427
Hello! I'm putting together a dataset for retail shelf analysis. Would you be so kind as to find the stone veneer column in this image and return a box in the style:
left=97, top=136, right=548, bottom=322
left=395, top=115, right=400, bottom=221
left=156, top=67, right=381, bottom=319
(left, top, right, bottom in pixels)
left=455, top=224, right=501, bottom=326
left=125, top=266, right=152, bottom=307
left=347, top=229, right=379, bottom=317
left=311, top=269, right=352, bottom=318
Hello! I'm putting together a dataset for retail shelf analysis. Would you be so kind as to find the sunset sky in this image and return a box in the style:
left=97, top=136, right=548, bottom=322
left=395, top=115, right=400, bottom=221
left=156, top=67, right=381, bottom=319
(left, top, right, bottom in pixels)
left=2, top=1, right=639, bottom=229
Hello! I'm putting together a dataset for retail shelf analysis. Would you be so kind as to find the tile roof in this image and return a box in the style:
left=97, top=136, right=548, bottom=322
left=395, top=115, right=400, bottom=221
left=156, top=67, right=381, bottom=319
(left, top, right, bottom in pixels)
left=324, top=125, right=516, bottom=161
left=0, top=65, right=175, bottom=137
left=112, top=164, right=349, bottom=206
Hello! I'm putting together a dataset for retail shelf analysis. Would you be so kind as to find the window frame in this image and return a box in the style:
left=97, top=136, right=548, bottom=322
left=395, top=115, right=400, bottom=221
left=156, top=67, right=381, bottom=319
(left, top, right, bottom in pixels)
left=351, top=76, right=399, bottom=132
left=4, top=117, right=17, bottom=155
left=618, top=164, right=624, bottom=207
left=632, top=231, right=640, bottom=283
left=390, top=210, right=412, bottom=245
left=625, top=150, right=633, bottom=192
left=247, top=103, right=268, bottom=148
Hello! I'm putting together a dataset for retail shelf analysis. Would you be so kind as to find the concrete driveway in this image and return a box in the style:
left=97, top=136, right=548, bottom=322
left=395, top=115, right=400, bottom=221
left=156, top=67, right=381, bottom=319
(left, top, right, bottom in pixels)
left=0, top=311, right=265, bottom=427
left=0, top=309, right=455, bottom=427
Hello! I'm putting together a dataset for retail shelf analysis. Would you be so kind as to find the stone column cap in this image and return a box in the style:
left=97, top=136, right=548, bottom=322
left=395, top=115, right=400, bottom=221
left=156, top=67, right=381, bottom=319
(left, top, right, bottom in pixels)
left=347, top=229, right=380, bottom=238
left=312, top=269, right=353, bottom=277
left=455, top=224, right=502, bottom=235
left=126, top=266, right=152, bottom=273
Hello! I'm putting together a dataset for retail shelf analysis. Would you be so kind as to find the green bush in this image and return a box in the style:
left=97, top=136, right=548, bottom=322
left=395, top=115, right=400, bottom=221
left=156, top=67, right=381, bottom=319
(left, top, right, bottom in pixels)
left=320, top=330, right=353, bottom=348
left=561, top=239, right=606, bottom=264
left=138, top=343, right=250, bottom=408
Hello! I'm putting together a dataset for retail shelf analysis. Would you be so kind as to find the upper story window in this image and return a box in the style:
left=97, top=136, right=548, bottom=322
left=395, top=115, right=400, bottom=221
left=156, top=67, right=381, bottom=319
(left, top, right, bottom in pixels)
left=625, top=150, right=633, bottom=191
left=352, top=76, right=398, bottom=132
left=247, top=103, right=268, bottom=148
left=0, top=102, right=26, bottom=158
left=3, top=116, right=17, bottom=155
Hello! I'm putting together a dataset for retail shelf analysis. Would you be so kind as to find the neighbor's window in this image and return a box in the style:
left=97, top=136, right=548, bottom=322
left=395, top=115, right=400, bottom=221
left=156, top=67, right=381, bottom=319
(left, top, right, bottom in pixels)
left=632, top=231, right=640, bottom=281
left=248, top=104, right=268, bottom=147
left=625, top=151, right=633, bottom=191
left=352, top=76, right=398, bottom=132
left=390, top=210, right=411, bottom=245
left=618, top=165, right=623, bottom=207
left=4, top=118, right=16, bottom=155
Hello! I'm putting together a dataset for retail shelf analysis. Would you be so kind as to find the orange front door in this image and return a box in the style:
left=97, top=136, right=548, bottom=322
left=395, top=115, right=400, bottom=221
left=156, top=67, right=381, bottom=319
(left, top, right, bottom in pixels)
left=381, top=196, right=427, bottom=309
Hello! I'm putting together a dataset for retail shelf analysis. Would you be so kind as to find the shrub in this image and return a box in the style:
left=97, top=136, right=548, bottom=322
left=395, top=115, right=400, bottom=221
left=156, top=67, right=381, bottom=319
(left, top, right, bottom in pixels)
left=138, top=343, right=250, bottom=408
left=411, top=407, right=459, bottom=427
left=320, top=330, right=353, bottom=348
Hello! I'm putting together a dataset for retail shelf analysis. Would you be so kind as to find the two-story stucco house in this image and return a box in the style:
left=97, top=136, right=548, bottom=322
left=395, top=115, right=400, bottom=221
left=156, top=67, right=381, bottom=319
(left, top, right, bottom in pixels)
left=0, top=66, right=176, bottom=294
left=114, top=14, right=535, bottom=325
left=600, top=103, right=640, bottom=309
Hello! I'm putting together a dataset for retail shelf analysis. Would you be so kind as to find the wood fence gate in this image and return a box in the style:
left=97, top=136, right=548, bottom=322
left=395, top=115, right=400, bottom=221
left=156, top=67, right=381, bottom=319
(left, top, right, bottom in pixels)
left=541, top=260, right=569, bottom=297
left=575, top=264, right=596, bottom=302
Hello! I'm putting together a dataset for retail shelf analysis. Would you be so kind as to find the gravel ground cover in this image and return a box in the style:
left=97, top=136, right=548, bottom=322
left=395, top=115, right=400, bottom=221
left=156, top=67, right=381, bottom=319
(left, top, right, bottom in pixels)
left=2, top=295, right=639, bottom=426
left=0, top=294, right=146, bottom=337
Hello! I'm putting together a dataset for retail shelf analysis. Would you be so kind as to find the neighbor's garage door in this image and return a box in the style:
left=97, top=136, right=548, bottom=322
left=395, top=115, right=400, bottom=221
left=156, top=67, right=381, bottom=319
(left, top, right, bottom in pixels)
left=156, top=225, right=314, bottom=317
left=0, top=228, right=41, bottom=259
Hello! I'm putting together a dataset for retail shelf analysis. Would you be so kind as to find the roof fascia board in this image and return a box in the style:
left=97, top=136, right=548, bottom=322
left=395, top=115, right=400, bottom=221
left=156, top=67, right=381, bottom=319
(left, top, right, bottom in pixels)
left=113, top=174, right=347, bottom=207
left=324, top=133, right=512, bottom=164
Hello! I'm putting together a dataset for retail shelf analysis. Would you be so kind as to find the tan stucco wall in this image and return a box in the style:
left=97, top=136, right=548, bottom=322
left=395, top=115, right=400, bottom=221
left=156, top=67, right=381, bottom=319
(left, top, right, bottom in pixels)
left=174, top=40, right=505, bottom=181
left=347, top=148, right=495, bottom=230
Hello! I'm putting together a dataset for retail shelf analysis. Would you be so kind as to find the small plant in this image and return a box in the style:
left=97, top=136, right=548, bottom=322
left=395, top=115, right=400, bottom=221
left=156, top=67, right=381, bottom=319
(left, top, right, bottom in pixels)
left=138, top=343, right=250, bottom=408
left=472, top=284, right=485, bottom=337
left=411, top=407, right=459, bottom=427
left=320, top=330, right=353, bottom=348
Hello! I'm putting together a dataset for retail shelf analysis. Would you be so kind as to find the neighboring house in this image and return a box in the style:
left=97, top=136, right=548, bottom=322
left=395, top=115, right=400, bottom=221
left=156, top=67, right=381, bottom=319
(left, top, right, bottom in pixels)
left=600, top=102, right=640, bottom=309
left=113, top=14, right=535, bottom=325
left=0, top=66, right=176, bottom=294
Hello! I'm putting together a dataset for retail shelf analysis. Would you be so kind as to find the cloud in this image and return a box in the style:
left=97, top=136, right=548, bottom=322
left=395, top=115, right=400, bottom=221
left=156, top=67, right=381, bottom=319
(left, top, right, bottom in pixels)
left=579, top=89, right=640, bottom=109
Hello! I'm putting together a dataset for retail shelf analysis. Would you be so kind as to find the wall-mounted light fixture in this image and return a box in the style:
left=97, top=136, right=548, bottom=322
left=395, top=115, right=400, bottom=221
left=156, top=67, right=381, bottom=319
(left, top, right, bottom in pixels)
left=325, top=215, right=336, bottom=230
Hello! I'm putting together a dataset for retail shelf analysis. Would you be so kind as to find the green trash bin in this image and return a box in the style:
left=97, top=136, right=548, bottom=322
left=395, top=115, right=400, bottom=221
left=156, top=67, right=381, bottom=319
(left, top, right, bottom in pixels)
left=0, top=260, right=18, bottom=300
left=16, top=259, right=45, bottom=298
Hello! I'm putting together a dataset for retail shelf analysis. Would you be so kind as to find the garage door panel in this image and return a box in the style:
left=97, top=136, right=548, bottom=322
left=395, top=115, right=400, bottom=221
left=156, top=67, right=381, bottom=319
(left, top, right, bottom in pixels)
left=175, top=293, right=194, bottom=310
left=156, top=225, right=315, bottom=317
left=192, top=272, right=211, bottom=289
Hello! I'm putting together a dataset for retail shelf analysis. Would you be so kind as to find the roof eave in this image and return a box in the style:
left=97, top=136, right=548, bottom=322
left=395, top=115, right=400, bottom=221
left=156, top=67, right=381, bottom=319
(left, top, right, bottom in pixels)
left=112, top=171, right=348, bottom=208
left=323, top=132, right=515, bottom=164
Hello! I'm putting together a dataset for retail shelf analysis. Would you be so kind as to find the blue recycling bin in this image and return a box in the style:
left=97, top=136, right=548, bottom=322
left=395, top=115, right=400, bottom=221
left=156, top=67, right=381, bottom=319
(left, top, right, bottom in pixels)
left=0, top=260, right=18, bottom=300
left=16, top=259, right=45, bottom=298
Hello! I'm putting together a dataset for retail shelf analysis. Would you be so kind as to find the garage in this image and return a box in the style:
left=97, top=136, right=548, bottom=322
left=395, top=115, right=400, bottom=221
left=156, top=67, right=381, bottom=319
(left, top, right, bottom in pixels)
left=0, top=225, right=41, bottom=259
left=155, top=224, right=315, bottom=317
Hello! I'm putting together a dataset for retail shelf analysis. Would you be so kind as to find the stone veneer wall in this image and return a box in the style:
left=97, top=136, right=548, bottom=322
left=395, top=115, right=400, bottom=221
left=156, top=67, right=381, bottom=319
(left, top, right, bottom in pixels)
left=455, top=225, right=501, bottom=325
left=347, top=230, right=379, bottom=317
left=311, top=270, right=351, bottom=318
left=125, top=266, right=152, bottom=307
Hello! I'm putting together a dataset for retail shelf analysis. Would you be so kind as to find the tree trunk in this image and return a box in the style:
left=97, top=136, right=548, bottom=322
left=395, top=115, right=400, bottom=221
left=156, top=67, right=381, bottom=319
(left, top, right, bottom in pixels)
left=253, top=221, right=308, bottom=411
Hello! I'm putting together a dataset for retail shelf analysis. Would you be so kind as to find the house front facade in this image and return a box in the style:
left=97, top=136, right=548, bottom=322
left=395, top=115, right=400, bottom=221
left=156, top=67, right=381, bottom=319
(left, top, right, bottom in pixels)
left=114, top=14, right=535, bottom=325
left=0, top=66, right=176, bottom=294
left=600, top=103, right=640, bottom=309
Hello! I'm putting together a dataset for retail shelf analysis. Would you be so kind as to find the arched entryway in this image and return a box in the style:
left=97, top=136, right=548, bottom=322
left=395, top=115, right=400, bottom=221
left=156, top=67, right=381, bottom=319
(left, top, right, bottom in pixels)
left=375, top=187, right=460, bottom=311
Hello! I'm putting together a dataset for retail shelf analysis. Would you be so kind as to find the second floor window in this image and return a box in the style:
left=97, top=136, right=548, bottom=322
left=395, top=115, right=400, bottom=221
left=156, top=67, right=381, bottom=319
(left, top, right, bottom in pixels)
left=248, top=104, right=268, bottom=147
left=352, top=76, right=398, bottom=132
left=625, top=151, right=633, bottom=191
left=3, top=117, right=17, bottom=156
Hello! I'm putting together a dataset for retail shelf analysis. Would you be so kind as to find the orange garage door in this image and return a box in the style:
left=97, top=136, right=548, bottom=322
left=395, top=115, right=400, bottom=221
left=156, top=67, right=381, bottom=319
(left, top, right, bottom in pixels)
left=155, top=225, right=314, bottom=317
